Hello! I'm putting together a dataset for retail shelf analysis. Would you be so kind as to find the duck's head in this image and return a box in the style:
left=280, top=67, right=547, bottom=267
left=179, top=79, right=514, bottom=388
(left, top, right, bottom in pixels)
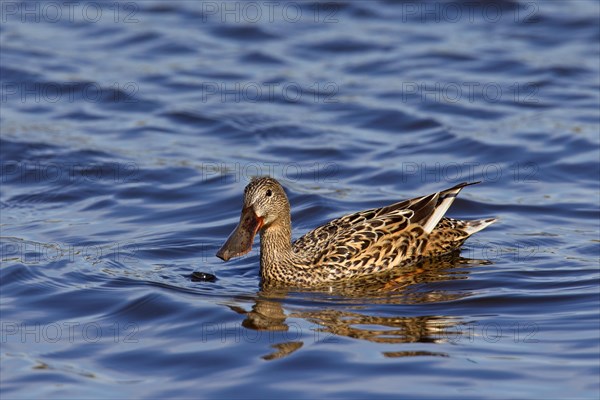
left=216, top=177, right=290, bottom=261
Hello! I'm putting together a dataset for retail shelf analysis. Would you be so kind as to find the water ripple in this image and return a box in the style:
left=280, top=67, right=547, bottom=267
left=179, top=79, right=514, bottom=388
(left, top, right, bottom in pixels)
left=1, top=0, right=599, bottom=398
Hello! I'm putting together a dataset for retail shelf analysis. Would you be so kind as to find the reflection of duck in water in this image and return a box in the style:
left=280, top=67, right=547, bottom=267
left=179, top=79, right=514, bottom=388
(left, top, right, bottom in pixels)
left=217, top=177, right=496, bottom=286
left=229, top=255, right=488, bottom=360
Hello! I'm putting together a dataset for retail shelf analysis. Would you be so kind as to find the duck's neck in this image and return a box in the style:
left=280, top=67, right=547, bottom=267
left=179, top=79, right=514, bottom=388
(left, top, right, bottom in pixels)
left=259, top=214, right=298, bottom=280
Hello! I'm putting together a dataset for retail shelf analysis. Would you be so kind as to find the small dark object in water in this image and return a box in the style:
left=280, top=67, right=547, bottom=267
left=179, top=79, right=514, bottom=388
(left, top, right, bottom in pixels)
left=190, top=272, right=217, bottom=282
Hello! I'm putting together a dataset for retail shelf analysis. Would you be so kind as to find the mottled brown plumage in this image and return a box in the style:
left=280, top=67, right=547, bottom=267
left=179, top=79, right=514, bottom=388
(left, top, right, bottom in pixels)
left=217, top=177, right=496, bottom=286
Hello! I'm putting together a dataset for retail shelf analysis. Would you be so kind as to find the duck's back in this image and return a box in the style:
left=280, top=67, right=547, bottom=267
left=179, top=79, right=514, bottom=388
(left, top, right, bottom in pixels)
left=291, top=183, right=496, bottom=281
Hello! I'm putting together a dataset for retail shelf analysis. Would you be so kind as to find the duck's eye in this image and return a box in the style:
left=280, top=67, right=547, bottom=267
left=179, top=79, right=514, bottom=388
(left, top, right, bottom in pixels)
left=265, top=189, right=272, bottom=197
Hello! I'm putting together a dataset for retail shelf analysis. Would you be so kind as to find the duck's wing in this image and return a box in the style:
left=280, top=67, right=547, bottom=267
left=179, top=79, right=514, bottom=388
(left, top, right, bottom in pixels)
left=293, top=182, right=480, bottom=270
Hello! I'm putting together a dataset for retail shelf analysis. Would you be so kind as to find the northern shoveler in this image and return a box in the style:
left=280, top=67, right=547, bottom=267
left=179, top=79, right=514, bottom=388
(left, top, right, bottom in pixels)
left=217, top=177, right=496, bottom=286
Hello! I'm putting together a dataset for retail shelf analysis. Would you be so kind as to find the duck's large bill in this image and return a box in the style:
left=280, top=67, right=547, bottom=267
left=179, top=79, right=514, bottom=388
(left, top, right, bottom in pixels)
left=216, top=206, right=264, bottom=261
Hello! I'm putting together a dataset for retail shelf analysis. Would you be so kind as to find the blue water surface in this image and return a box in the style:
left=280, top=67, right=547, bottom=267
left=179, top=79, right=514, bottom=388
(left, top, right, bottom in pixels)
left=1, top=1, right=599, bottom=399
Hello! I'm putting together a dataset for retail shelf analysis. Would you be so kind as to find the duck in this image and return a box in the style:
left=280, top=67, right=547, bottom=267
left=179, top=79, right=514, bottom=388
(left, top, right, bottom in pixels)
left=216, top=177, right=496, bottom=286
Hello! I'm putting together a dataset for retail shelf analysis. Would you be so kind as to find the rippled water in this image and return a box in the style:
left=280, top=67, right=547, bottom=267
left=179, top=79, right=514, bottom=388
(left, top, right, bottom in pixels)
left=1, top=1, right=599, bottom=398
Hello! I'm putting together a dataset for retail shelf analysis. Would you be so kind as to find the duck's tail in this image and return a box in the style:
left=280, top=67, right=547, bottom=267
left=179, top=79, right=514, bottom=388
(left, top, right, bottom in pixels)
left=423, top=217, right=497, bottom=258
left=421, top=181, right=481, bottom=234
left=458, top=218, right=498, bottom=236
